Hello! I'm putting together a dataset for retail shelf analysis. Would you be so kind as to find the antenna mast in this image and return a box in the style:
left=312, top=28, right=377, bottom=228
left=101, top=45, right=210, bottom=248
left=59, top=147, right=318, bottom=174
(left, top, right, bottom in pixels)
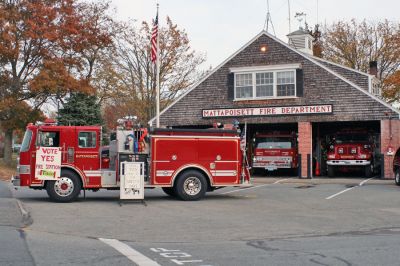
left=263, top=0, right=276, bottom=35
left=288, top=0, right=291, bottom=33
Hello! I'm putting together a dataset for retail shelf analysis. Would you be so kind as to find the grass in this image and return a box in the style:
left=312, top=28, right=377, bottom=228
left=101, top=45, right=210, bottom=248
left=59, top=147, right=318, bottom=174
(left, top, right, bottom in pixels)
left=0, top=154, right=18, bottom=181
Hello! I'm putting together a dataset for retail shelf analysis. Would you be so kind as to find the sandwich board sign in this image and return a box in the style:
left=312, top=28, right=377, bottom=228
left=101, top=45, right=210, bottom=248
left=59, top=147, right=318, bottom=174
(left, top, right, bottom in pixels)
left=120, top=162, right=144, bottom=200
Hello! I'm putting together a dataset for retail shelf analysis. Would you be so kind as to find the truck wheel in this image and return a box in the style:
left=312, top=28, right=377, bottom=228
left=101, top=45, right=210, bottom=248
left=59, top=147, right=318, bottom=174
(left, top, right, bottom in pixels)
left=327, top=165, right=335, bottom=177
left=46, top=170, right=82, bottom=203
left=365, top=164, right=373, bottom=178
left=174, top=170, right=207, bottom=201
left=395, top=169, right=400, bottom=186
left=162, top=187, right=176, bottom=197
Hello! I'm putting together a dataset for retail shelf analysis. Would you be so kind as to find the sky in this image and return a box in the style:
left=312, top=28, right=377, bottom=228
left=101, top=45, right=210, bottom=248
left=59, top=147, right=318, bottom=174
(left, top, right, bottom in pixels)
left=109, top=0, right=400, bottom=69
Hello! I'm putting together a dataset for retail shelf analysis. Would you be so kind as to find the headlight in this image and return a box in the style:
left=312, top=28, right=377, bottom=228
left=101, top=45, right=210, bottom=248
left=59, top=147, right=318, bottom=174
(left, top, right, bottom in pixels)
left=338, top=148, right=344, bottom=154
left=253, top=157, right=257, bottom=162
left=360, top=154, right=367, bottom=159
left=328, top=154, right=335, bottom=159
left=351, top=148, right=357, bottom=154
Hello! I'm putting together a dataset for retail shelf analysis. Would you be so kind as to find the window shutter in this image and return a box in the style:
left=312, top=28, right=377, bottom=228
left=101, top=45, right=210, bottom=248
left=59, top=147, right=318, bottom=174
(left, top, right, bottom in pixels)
left=227, top=72, right=235, bottom=100
left=296, top=69, right=303, bottom=97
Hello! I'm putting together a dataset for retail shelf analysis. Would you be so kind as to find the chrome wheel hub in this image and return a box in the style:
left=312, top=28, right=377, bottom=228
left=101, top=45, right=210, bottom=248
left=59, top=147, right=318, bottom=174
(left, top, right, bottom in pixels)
left=54, top=177, right=74, bottom=197
left=183, top=177, right=201, bottom=196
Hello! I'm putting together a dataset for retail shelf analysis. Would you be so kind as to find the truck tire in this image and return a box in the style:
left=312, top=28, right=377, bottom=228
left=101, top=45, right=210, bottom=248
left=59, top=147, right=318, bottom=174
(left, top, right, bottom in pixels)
left=162, top=187, right=176, bottom=197
left=365, top=164, right=373, bottom=178
left=46, top=170, right=82, bottom=203
left=327, top=165, right=335, bottom=178
left=395, top=169, right=400, bottom=186
left=174, top=170, right=207, bottom=201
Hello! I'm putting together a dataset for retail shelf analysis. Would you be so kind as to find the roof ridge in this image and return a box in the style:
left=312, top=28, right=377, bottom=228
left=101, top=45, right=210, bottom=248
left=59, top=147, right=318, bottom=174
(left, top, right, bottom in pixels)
left=309, top=55, right=372, bottom=77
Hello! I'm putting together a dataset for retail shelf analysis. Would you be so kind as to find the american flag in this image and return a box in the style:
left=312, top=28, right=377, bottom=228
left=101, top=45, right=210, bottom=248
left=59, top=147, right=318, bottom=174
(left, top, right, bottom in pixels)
left=240, top=122, right=247, bottom=151
left=151, top=11, right=158, bottom=63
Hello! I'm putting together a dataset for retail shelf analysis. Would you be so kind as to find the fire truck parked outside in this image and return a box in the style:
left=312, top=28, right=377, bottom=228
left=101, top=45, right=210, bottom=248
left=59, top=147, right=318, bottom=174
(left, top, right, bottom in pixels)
left=12, top=120, right=250, bottom=202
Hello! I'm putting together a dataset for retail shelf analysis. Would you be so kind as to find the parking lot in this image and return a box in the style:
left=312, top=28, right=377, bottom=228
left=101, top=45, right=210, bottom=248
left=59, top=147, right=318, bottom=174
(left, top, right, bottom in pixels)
left=2, top=176, right=400, bottom=266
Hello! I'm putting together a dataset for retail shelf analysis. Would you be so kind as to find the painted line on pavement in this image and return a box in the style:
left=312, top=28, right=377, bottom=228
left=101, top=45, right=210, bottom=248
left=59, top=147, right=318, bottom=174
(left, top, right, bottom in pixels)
left=99, top=238, right=160, bottom=266
left=273, top=178, right=291, bottom=184
left=326, top=177, right=375, bottom=200
left=220, top=178, right=290, bottom=195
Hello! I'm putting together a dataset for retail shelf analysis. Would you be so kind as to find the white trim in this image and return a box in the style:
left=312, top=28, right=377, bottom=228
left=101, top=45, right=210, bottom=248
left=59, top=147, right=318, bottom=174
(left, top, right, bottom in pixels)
left=233, top=96, right=298, bottom=102
left=229, top=63, right=301, bottom=73
left=234, top=69, right=297, bottom=100
left=210, top=170, right=237, bottom=177
left=156, top=170, right=174, bottom=177
left=308, top=55, right=372, bottom=78
left=149, top=30, right=400, bottom=125
left=151, top=135, right=240, bottom=139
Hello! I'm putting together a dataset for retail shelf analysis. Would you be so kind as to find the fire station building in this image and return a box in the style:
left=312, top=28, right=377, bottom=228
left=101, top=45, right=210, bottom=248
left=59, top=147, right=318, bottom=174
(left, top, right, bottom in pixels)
left=149, top=29, right=400, bottom=179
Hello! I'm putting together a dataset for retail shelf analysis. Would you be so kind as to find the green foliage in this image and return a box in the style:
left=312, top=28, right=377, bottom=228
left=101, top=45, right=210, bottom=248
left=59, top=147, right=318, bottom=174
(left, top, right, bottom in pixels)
left=58, top=93, right=103, bottom=126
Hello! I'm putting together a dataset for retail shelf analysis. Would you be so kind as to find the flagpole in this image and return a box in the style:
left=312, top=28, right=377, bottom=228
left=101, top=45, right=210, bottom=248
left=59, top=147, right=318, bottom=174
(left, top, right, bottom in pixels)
left=156, top=3, right=160, bottom=128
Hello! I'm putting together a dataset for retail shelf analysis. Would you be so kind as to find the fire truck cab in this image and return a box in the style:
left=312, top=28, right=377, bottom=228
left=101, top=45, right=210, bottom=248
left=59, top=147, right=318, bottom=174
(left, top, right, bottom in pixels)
left=252, top=132, right=298, bottom=173
left=326, top=130, right=378, bottom=178
left=12, top=120, right=250, bottom=202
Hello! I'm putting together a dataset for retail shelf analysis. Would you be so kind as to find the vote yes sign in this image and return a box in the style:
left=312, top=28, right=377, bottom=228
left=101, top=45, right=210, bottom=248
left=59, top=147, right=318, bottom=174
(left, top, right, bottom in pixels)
left=35, top=147, right=62, bottom=180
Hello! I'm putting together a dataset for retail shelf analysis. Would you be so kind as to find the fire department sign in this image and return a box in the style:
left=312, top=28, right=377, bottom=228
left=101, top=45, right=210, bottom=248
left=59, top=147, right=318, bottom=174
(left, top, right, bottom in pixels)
left=202, top=104, right=333, bottom=118
left=35, top=147, right=62, bottom=180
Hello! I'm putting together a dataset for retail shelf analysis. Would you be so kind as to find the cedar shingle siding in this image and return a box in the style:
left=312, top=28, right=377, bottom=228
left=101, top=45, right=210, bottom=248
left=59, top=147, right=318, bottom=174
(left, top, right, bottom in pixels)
left=157, top=33, right=398, bottom=126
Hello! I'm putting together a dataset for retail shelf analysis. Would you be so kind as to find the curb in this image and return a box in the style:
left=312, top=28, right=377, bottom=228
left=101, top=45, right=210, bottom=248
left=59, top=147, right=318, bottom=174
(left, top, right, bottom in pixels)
left=16, top=199, right=33, bottom=227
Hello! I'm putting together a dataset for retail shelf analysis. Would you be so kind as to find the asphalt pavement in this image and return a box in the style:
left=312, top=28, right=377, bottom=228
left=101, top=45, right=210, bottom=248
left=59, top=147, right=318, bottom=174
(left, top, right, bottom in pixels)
left=0, top=181, right=34, bottom=266
left=2, top=177, right=400, bottom=265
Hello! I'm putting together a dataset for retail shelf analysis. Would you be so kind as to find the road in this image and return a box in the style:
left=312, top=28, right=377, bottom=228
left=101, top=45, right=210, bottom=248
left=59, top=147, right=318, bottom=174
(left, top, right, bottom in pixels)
left=1, top=177, right=400, bottom=265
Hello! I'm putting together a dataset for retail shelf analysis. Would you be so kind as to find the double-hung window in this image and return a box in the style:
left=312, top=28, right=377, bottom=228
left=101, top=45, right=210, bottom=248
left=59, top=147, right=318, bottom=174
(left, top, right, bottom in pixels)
left=235, top=73, right=253, bottom=98
left=231, top=64, right=299, bottom=100
left=277, top=71, right=295, bottom=97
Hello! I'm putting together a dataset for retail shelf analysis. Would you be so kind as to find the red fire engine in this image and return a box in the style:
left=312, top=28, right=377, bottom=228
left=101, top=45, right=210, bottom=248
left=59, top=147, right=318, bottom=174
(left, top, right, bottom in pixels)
left=12, top=120, right=251, bottom=202
left=326, top=130, right=378, bottom=178
left=251, top=132, right=298, bottom=172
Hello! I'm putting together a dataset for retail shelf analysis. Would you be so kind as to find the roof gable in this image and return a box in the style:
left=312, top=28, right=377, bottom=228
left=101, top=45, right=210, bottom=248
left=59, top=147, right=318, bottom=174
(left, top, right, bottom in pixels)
left=149, top=31, right=400, bottom=125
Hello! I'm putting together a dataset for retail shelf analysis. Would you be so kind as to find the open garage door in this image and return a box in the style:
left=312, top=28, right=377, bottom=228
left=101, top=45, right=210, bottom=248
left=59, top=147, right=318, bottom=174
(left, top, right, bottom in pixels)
left=312, top=121, right=381, bottom=178
left=246, top=123, right=298, bottom=177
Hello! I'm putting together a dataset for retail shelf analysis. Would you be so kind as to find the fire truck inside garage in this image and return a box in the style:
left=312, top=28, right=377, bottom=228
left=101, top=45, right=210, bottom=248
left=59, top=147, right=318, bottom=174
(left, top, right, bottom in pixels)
left=312, top=121, right=381, bottom=178
left=242, top=121, right=382, bottom=178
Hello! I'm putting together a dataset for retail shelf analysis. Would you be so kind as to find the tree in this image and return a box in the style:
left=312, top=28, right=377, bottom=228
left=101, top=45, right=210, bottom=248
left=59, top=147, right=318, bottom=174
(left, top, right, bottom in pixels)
left=0, top=102, right=44, bottom=163
left=58, top=92, right=103, bottom=126
left=383, top=70, right=400, bottom=101
left=0, top=0, right=114, bottom=164
left=320, top=19, right=400, bottom=102
left=101, top=17, right=206, bottom=127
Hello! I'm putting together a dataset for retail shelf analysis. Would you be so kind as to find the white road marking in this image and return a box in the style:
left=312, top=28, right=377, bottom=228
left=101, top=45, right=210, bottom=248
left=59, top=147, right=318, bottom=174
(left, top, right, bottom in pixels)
left=219, top=184, right=270, bottom=195
left=326, top=177, right=375, bottom=200
left=99, top=238, right=160, bottom=266
left=359, top=177, right=375, bottom=186
left=220, top=178, right=290, bottom=195
left=325, top=187, right=355, bottom=200
left=273, top=178, right=291, bottom=184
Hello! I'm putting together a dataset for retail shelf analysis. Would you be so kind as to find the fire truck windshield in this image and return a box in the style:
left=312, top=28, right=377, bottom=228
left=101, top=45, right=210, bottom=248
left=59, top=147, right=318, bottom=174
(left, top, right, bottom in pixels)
left=335, top=134, right=369, bottom=143
left=20, top=129, right=32, bottom=152
left=255, top=137, right=293, bottom=149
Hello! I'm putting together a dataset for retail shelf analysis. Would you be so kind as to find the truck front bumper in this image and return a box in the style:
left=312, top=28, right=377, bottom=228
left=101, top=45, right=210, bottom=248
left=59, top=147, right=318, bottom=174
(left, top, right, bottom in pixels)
left=327, top=160, right=370, bottom=166
left=11, top=175, right=20, bottom=187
